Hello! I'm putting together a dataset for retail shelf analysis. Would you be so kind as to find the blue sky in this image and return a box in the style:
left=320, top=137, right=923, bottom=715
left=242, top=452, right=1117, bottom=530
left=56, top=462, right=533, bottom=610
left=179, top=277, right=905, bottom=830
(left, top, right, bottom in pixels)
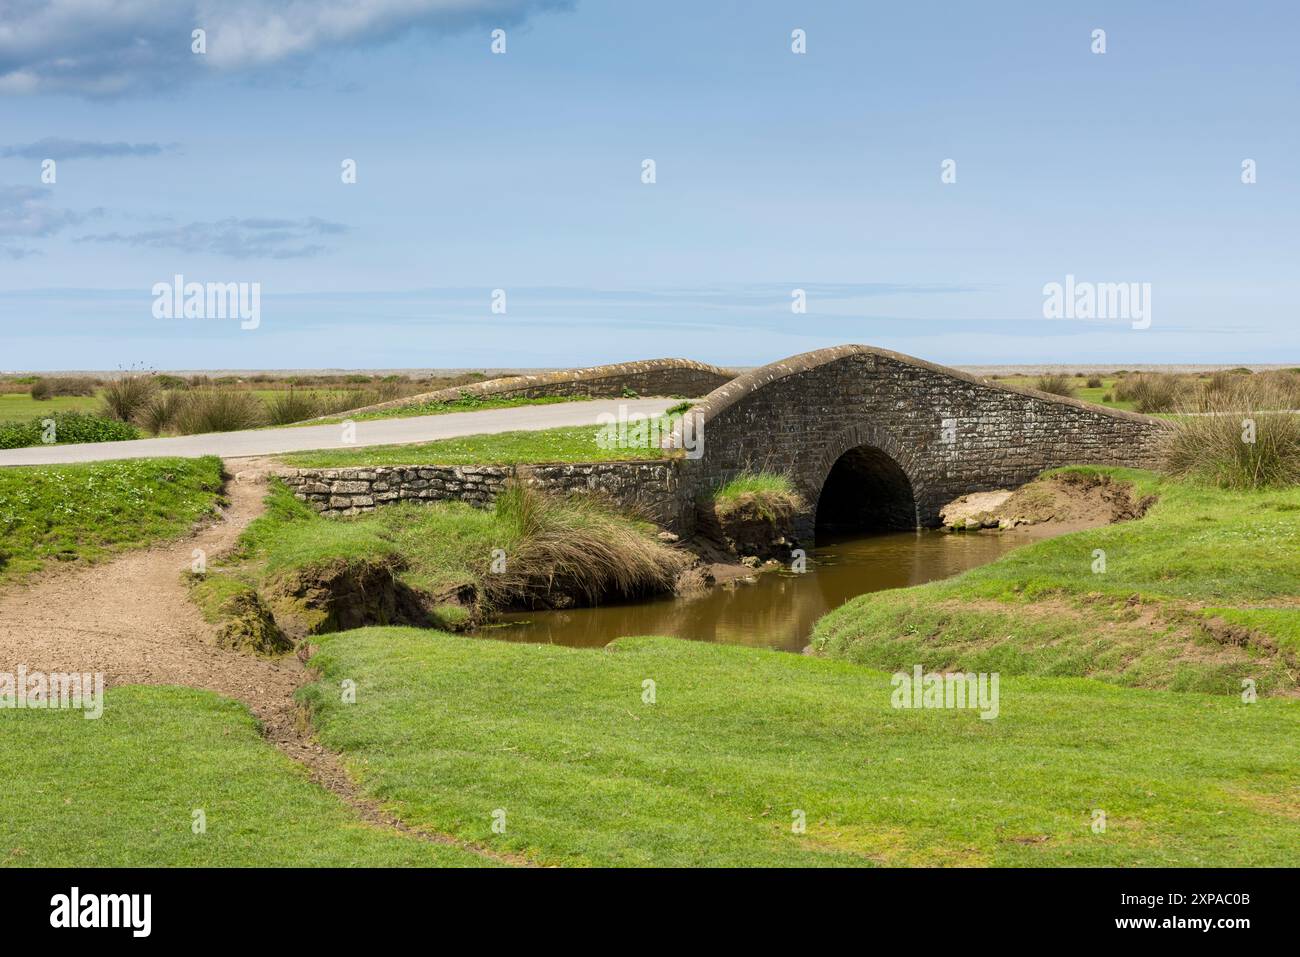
left=1, top=0, right=1297, bottom=370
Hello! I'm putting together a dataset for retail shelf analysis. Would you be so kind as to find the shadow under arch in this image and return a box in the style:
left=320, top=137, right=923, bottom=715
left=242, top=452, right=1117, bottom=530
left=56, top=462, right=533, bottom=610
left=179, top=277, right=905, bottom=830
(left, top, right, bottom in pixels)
left=808, top=424, right=921, bottom=539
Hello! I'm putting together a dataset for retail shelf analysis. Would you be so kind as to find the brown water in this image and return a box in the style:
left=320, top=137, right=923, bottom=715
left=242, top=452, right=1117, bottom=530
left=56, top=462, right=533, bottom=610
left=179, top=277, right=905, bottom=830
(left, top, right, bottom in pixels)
left=478, top=528, right=1045, bottom=653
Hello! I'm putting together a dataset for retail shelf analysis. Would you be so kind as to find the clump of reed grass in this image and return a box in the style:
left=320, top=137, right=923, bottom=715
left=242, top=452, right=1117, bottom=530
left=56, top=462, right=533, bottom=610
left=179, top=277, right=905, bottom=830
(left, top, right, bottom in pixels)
left=175, top=389, right=266, bottom=434
left=483, top=482, right=688, bottom=610
left=265, top=387, right=321, bottom=425
left=1033, top=373, right=1075, bottom=397
left=1165, top=380, right=1300, bottom=489
left=100, top=373, right=158, bottom=422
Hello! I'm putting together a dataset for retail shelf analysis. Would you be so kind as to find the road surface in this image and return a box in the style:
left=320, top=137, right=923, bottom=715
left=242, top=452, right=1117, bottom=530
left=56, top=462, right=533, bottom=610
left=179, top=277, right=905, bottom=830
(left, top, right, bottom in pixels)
left=0, top=398, right=675, bottom=466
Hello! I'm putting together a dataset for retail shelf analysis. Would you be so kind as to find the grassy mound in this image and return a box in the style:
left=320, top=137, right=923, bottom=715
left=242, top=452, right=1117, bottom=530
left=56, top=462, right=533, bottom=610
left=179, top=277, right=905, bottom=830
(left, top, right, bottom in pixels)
left=298, top=627, right=1300, bottom=866
left=0, top=456, right=225, bottom=585
left=812, top=468, right=1300, bottom=695
left=0, top=685, right=487, bottom=866
left=197, top=480, right=685, bottom=641
left=1164, top=381, right=1300, bottom=489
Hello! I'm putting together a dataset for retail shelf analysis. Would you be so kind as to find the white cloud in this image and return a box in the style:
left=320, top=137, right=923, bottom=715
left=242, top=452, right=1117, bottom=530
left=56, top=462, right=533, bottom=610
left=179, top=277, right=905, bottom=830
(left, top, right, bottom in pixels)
left=0, top=0, right=568, bottom=96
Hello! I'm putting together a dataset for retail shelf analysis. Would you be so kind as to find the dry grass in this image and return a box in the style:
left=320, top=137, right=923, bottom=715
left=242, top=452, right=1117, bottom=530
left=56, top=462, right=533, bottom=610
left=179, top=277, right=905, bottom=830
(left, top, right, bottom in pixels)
left=483, top=482, right=689, bottom=610
left=1032, top=373, right=1075, bottom=397
left=175, top=389, right=267, bottom=434
left=99, top=374, right=158, bottom=422
left=1165, top=380, right=1300, bottom=489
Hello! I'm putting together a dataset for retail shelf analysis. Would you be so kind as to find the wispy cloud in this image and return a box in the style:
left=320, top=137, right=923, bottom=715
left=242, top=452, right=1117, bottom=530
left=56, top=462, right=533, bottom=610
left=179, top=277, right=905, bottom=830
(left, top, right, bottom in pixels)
left=0, top=0, right=571, bottom=97
left=1, top=137, right=171, bottom=160
left=0, top=185, right=99, bottom=239
left=75, top=216, right=351, bottom=259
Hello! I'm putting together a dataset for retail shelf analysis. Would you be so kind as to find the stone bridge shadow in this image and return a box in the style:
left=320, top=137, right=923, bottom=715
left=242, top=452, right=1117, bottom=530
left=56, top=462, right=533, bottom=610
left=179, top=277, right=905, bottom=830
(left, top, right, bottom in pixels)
left=670, top=345, right=1171, bottom=541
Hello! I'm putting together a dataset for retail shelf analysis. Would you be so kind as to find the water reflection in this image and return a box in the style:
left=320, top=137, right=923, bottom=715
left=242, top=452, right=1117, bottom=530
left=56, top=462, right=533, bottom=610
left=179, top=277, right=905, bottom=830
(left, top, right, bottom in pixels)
left=477, top=528, right=1045, bottom=652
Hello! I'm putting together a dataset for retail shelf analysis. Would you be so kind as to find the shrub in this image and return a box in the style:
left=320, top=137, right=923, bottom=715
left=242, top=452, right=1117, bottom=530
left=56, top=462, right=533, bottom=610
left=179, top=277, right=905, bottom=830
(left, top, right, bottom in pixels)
left=0, top=412, right=139, bottom=449
left=266, top=388, right=321, bottom=425
left=29, top=379, right=52, bottom=401
left=155, top=374, right=189, bottom=390
left=100, top=374, right=158, bottom=422
left=176, top=389, right=266, bottom=434
left=1086, top=376, right=1103, bottom=389
left=1165, top=382, right=1300, bottom=489
left=1033, top=373, right=1075, bottom=397
left=484, top=482, right=688, bottom=609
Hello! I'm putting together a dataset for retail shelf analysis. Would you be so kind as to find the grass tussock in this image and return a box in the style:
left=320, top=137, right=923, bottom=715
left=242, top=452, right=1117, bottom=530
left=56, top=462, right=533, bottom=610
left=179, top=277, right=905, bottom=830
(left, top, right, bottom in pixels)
left=1032, top=373, right=1075, bottom=398
left=99, top=374, right=158, bottom=422
left=485, top=481, right=688, bottom=609
left=176, top=389, right=267, bottom=433
left=712, top=471, right=804, bottom=521
left=1165, top=380, right=1300, bottom=489
left=1114, top=372, right=1183, bottom=413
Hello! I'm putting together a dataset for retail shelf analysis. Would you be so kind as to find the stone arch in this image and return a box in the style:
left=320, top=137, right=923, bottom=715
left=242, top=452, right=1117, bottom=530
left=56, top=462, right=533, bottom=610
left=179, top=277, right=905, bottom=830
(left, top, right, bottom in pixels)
left=805, top=423, right=922, bottom=536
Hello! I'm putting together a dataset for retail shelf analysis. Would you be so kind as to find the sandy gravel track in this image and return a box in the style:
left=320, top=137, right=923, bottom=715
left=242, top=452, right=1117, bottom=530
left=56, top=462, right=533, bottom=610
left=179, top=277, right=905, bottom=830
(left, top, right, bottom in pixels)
left=0, top=460, right=519, bottom=863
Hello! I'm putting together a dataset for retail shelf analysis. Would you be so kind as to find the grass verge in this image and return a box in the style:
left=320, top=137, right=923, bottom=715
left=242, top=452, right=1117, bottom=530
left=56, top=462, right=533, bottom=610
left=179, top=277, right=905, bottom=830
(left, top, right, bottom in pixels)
left=277, top=422, right=671, bottom=469
left=812, top=467, right=1300, bottom=695
left=295, top=393, right=590, bottom=426
left=0, top=456, right=225, bottom=585
left=0, top=685, right=488, bottom=866
left=299, top=628, right=1300, bottom=866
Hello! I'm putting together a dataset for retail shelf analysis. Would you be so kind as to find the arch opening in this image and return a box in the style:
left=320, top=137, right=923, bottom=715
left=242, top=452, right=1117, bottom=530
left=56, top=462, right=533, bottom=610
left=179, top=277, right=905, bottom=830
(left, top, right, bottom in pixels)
left=814, top=445, right=917, bottom=536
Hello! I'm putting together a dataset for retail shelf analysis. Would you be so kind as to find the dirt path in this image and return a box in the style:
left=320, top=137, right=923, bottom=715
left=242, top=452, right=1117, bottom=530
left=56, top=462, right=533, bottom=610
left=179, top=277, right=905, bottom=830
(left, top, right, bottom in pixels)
left=0, top=459, right=521, bottom=865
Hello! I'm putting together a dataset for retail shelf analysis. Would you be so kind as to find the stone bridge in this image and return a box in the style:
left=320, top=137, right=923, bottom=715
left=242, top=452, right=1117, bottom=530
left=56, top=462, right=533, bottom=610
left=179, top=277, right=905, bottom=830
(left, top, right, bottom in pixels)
left=674, top=345, right=1172, bottom=538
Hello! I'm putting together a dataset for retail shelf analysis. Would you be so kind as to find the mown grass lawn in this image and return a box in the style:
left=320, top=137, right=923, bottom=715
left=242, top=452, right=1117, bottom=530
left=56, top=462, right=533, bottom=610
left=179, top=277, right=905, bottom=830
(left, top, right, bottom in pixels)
left=301, top=628, right=1300, bottom=867
left=813, top=468, right=1300, bottom=695
left=0, top=456, right=225, bottom=585
left=0, top=685, right=487, bottom=867
left=279, top=422, right=671, bottom=468
left=0, top=393, right=99, bottom=423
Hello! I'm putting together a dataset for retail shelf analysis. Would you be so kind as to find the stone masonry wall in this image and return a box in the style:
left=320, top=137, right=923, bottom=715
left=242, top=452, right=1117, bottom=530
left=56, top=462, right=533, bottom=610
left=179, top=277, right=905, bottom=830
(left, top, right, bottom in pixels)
left=277, top=459, right=692, bottom=532
left=678, top=345, right=1173, bottom=533
left=316, top=358, right=735, bottom=420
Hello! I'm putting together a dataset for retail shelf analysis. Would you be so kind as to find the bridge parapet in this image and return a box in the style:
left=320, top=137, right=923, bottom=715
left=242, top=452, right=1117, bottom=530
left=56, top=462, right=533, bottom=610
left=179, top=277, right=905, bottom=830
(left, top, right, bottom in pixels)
left=672, top=345, right=1171, bottom=534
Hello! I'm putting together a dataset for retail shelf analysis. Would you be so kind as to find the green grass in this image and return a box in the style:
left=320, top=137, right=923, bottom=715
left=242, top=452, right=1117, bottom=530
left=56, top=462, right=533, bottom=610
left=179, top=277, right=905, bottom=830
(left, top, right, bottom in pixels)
left=812, top=467, right=1300, bottom=695
left=0, top=685, right=488, bottom=866
left=0, top=456, right=225, bottom=584
left=278, top=422, right=671, bottom=469
left=713, top=471, right=797, bottom=502
left=0, top=393, right=99, bottom=423
left=295, top=394, right=590, bottom=426
left=235, top=480, right=502, bottom=595
left=994, top=375, right=1134, bottom=410
left=204, top=479, right=682, bottom=638
left=300, top=628, right=1300, bottom=867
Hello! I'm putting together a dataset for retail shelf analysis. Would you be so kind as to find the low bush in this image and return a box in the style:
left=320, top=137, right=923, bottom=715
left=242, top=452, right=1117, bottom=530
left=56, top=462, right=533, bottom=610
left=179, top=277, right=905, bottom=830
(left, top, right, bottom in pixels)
left=0, top=412, right=139, bottom=450
left=1086, top=376, right=1103, bottom=389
